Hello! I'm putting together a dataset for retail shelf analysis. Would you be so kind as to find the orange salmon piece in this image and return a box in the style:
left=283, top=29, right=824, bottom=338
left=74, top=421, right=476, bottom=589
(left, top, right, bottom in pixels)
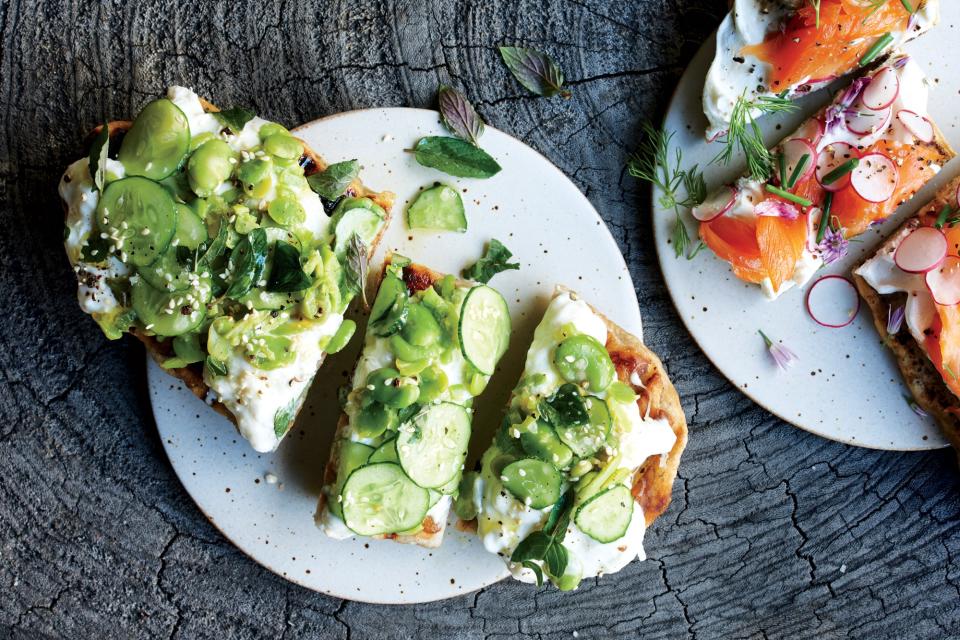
left=755, top=210, right=808, bottom=292
left=700, top=216, right=765, bottom=283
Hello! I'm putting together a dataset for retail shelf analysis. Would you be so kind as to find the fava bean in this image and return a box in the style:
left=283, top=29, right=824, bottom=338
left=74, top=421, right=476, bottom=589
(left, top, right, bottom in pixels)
left=367, top=367, right=420, bottom=408
left=355, top=401, right=397, bottom=439
left=188, top=139, right=234, bottom=198
left=554, top=334, right=615, bottom=392
left=401, top=304, right=442, bottom=347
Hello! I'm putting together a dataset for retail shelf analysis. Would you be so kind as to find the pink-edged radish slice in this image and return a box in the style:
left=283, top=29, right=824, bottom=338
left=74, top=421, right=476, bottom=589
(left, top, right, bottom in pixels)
left=805, top=275, right=860, bottom=328
left=793, top=118, right=824, bottom=146
left=862, top=67, right=900, bottom=110
left=850, top=152, right=898, bottom=203
left=816, top=142, right=860, bottom=192
left=845, top=104, right=891, bottom=136
left=755, top=199, right=800, bottom=220
left=896, top=110, right=934, bottom=143
left=779, top=138, right=817, bottom=186
left=894, top=226, right=947, bottom=273
left=925, top=256, right=960, bottom=306
left=692, top=186, right=736, bottom=222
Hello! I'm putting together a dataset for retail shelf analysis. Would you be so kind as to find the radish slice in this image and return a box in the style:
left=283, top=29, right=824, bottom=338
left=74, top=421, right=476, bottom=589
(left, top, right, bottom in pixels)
left=896, top=110, right=934, bottom=143
left=793, top=118, right=824, bottom=146
left=845, top=104, right=891, bottom=136
left=862, top=67, right=900, bottom=110
left=894, top=226, right=947, bottom=273
left=850, top=152, right=898, bottom=203
left=806, top=276, right=860, bottom=328
left=779, top=138, right=817, bottom=186
left=925, top=256, right=960, bottom=306
left=756, top=199, right=799, bottom=220
left=692, top=186, right=736, bottom=222
left=816, top=142, right=860, bottom=192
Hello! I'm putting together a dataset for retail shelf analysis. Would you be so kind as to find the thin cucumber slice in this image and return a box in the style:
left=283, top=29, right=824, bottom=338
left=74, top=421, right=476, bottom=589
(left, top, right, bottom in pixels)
left=367, top=436, right=400, bottom=464
left=370, top=272, right=407, bottom=324
left=175, top=204, right=207, bottom=250
left=328, top=440, right=375, bottom=519
left=97, top=177, right=178, bottom=267
left=396, top=402, right=471, bottom=489
left=458, top=285, right=510, bottom=375
left=340, top=463, right=430, bottom=536
left=501, top=459, right=562, bottom=509
left=131, top=276, right=210, bottom=337
left=555, top=395, right=611, bottom=458
left=139, top=206, right=209, bottom=292
left=520, top=420, right=574, bottom=469
left=118, top=99, right=191, bottom=180
left=574, top=484, right=633, bottom=543
left=332, top=200, right=385, bottom=255
left=406, top=184, right=467, bottom=232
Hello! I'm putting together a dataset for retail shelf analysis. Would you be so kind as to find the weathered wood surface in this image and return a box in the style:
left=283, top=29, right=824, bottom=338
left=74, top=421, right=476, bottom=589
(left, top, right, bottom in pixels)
left=1, top=0, right=958, bottom=638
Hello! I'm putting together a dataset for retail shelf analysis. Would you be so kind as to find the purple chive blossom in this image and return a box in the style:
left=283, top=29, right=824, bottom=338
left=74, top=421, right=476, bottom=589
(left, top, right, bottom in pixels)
left=904, top=395, right=928, bottom=417
left=887, top=305, right=905, bottom=336
left=826, top=77, right=871, bottom=132
left=756, top=199, right=800, bottom=220
left=759, top=329, right=798, bottom=371
left=818, top=226, right=849, bottom=265
left=894, top=54, right=911, bottom=68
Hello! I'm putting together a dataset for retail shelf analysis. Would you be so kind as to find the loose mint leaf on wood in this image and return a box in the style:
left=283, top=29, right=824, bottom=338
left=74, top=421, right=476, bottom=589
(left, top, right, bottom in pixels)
left=88, top=121, right=110, bottom=191
left=461, top=239, right=519, bottom=283
left=307, top=159, right=360, bottom=201
left=413, top=137, right=501, bottom=179
left=498, top=46, right=571, bottom=98
left=438, top=85, right=485, bottom=146
left=214, top=106, right=256, bottom=134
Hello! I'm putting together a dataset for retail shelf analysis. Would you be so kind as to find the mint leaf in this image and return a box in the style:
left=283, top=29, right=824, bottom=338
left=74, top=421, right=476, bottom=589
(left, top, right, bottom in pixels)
left=307, top=159, right=360, bottom=201
left=273, top=396, right=298, bottom=439
left=438, top=85, right=485, bottom=146
left=344, top=234, right=369, bottom=307
left=539, top=383, right=589, bottom=428
left=205, top=356, right=228, bottom=377
left=225, top=228, right=268, bottom=299
left=499, top=46, right=570, bottom=98
left=267, top=241, right=311, bottom=292
left=520, top=561, right=544, bottom=587
left=461, top=239, right=519, bottom=284
left=214, top=107, right=255, bottom=133
left=413, top=137, right=501, bottom=179
left=544, top=542, right=569, bottom=578
left=511, top=531, right=552, bottom=562
left=88, top=121, right=110, bottom=191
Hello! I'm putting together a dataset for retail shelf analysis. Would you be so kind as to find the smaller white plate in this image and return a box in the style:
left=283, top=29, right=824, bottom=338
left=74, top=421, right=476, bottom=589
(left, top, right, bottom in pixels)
left=653, top=17, right=960, bottom=450
left=150, top=108, right=643, bottom=603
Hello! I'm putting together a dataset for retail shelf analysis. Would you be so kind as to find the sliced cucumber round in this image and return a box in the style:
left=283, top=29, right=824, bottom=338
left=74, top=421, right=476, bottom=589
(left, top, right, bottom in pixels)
left=556, top=395, right=612, bottom=458
left=328, top=440, right=375, bottom=519
left=367, top=436, right=400, bottom=464
left=501, top=459, right=562, bottom=509
left=332, top=199, right=385, bottom=255
left=131, top=275, right=209, bottom=337
left=340, top=462, right=430, bottom=536
left=118, top=99, right=191, bottom=180
left=458, top=285, right=510, bottom=375
left=98, top=177, right=178, bottom=267
left=520, top=420, right=574, bottom=469
left=406, top=184, right=467, bottom=232
left=574, top=484, right=633, bottom=543
left=396, top=402, right=471, bottom=489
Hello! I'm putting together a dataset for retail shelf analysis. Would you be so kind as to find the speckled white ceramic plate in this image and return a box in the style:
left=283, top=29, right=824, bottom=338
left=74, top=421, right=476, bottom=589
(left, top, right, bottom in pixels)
left=655, top=10, right=960, bottom=450
left=149, top=108, right=643, bottom=603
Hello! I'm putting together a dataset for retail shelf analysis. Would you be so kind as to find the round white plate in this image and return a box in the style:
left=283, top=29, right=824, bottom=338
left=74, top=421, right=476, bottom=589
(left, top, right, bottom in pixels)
left=655, top=10, right=960, bottom=450
left=149, top=108, right=643, bottom=603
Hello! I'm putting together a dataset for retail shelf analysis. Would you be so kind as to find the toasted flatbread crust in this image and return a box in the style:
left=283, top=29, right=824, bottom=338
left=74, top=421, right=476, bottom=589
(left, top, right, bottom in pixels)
left=554, top=287, right=687, bottom=526
left=66, top=98, right=394, bottom=438
left=318, top=260, right=463, bottom=548
left=852, top=177, right=960, bottom=456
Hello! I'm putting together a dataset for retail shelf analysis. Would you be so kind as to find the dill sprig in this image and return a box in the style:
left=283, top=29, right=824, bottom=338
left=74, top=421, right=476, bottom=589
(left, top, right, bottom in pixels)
left=863, top=0, right=915, bottom=23
left=628, top=123, right=707, bottom=259
left=712, top=93, right=798, bottom=181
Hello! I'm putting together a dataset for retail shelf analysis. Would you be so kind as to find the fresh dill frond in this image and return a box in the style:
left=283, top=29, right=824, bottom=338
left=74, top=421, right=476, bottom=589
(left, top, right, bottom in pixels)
left=712, top=93, right=798, bottom=181
left=627, top=123, right=707, bottom=259
left=809, top=0, right=821, bottom=28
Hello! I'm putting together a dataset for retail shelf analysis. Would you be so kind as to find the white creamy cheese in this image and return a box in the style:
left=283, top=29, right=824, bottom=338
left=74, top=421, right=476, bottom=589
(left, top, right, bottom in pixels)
left=478, top=293, right=676, bottom=583
left=205, top=313, right=343, bottom=453
left=703, top=0, right=939, bottom=138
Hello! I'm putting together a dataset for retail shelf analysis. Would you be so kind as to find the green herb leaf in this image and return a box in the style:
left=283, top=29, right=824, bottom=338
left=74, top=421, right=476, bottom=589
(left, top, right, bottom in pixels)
left=543, top=489, right=574, bottom=536
left=510, top=489, right=575, bottom=585
left=344, top=233, right=369, bottom=307
left=671, top=213, right=691, bottom=259
left=306, top=159, right=360, bottom=201
left=88, top=121, right=110, bottom=192
left=273, top=395, right=299, bottom=439
left=511, top=531, right=552, bottom=562
left=205, top=356, right=228, bottom=377
left=544, top=540, right=569, bottom=578
left=413, top=136, right=502, bottom=179
left=81, top=234, right=114, bottom=262
left=499, top=46, right=571, bottom=98
left=198, top=219, right=229, bottom=269
left=461, top=239, right=520, bottom=283
left=225, top=228, right=268, bottom=299
left=267, top=241, right=311, bottom=292
left=540, top=383, right=589, bottom=428
left=712, top=94, right=798, bottom=181
left=520, top=561, right=544, bottom=587
left=214, top=107, right=256, bottom=134
left=438, top=85, right=485, bottom=146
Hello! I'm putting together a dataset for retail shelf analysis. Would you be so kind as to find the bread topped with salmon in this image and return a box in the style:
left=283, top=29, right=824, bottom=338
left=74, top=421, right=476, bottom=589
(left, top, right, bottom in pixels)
left=59, top=86, right=393, bottom=452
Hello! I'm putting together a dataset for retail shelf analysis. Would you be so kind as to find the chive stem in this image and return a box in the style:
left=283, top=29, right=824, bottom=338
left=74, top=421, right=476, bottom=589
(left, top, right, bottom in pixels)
left=786, top=153, right=811, bottom=189
left=778, top=152, right=787, bottom=186
left=861, top=33, right=894, bottom=66
left=816, top=193, right=833, bottom=244
left=901, top=0, right=914, bottom=13
left=822, top=158, right=860, bottom=185
left=935, top=204, right=953, bottom=229
left=765, top=184, right=813, bottom=207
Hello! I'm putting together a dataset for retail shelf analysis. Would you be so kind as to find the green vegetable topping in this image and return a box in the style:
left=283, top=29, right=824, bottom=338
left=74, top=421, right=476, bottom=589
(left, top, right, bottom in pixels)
left=499, top=46, right=571, bottom=98
left=461, top=238, right=520, bottom=283
left=213, top=106, right=255, bottom=134
left=407, top=184, right=467, bottom=232
left=306, top=159, right=360, bottom=201
left=412, top=136, right=501, bottom=179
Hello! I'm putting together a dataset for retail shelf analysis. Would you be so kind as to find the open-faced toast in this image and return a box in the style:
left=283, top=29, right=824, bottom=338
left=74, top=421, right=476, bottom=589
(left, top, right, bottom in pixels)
left=60, top=87, right=394, bottom=452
